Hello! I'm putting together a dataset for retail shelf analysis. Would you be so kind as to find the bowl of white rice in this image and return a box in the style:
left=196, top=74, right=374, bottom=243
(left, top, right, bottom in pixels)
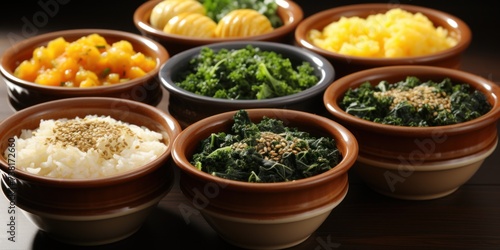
left=0, top=97, right=182, bottom=245
left=294, top=4, right=471, bottom=78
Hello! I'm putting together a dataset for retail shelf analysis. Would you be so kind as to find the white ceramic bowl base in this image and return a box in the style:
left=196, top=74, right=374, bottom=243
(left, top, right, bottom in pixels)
left=355, top=138, right=498, bottom=200
left=201, top=184, right=348, bottom=249
left=17, top=189, right=168, bottom=246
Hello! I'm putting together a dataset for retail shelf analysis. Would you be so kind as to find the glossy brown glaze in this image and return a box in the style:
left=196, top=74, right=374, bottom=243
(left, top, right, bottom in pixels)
left=134, top=0, right=303, bottom=55
left=0, top=97, right=182, bottom=216
left=295, top=4, right=472, bottom=78
left=323, top=65, right=500, bottom=199
left=0, top=29, right=169, bottom=110
left=172, top=109, right=358, bottom=218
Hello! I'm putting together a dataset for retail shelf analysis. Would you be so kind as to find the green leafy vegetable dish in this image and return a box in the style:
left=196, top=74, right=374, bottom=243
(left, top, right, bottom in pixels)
left=175, top=45, right=319, bottom=100
left=199, top=0, right=283, bottom=28
left=192, top=110, right=343, bottom=183
left=339, top=76, right=492, bottom=127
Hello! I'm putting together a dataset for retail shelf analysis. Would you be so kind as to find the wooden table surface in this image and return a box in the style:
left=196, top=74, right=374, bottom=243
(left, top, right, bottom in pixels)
left=0, top=1, right=499, bottom=249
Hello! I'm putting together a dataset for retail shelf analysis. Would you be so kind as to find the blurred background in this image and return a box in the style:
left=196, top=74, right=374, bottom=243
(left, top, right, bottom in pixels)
left=1, top=0, right=498, bottom=83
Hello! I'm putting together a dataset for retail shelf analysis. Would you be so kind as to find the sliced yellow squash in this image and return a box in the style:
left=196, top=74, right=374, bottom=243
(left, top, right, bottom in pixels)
left=149, top=0, right=205, bottom=30
left=163, top=13, right=217, bottom=38
left=215, top=9, right=274, bottom=38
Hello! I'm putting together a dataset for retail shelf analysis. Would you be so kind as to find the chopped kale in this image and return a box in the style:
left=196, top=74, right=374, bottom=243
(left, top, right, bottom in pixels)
left=175, top=45, right=319, bottom=100
left=339, top=76, right=492, bottom=126
left=192, top=110, right=342, bottom=182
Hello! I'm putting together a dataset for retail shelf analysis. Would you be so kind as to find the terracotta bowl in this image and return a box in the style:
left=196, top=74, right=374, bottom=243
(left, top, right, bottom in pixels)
left=0, top=29, right=169, bottom=111
left=159, top=40, right=335, bottom=128
left=295, top=4, right=472, bottom=78
left=323, top=65, right=500, bottom=200
left=133, top=0, right=303, bottom=55
left=0, top=97, right=182, bottom=245
left=171, top=109, right=358, bottom=249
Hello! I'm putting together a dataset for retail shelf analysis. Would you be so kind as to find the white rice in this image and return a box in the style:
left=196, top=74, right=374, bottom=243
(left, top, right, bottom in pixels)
left=7, top=115, right=168, bottom=179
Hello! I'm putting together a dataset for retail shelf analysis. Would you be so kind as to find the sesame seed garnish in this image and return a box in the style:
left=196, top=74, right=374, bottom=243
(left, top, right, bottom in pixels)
left=232, top=131, right=308, bottom=163
left=374, top=85, right=451, bottom=115
left=45, top=116, right=135, bottom=160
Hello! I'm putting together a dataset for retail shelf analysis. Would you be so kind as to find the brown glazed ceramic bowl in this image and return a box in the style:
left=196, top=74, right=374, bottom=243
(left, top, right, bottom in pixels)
left=0, top=97, right=182, bottom=245
left=0, top=29, right=169, bottom=111
left=159, top=40, right=335, bottom=128
left=295, top=4, right=471, bottom=78
left=172, top=109, right=358, bottom=249
left=323, top=65, right=500, bottom=200
left=134, top=0, right=303, bottom=55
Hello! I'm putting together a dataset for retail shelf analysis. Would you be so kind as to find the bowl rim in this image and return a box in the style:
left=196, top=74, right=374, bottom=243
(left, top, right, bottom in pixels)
left=133, top=0, right=304, bottom=43
left=295, top=3, right=472, bottom=63
left=323, top=65, right=500, bottom=135
left=0, top=97, right=182, bottom=186
left=159, top=40, right=335, bottom=105
left=0, top=28, right=169, bottom=93
left=172, top=108, right=358, bottom=190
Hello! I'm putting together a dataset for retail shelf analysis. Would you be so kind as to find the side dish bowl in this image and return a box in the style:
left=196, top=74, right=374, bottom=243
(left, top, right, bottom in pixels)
left=159, top=40, right=335, bottom=128
left=295, top=4, right=471, bottom=78
left=0, top=29, right=169, bottom=111
left=171, top=108, right=358, bottom=249
left=323, top=65, right=500, bottom=200
left=0, top=97, right=182, bottom=245
left=134, top=0, right=303, bottom=55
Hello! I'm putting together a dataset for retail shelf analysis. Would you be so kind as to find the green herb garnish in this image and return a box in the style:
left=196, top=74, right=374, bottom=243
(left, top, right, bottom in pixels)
left=100, top=68, right=111, bottom=78
left=199, top=0, right=282, bottom=28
